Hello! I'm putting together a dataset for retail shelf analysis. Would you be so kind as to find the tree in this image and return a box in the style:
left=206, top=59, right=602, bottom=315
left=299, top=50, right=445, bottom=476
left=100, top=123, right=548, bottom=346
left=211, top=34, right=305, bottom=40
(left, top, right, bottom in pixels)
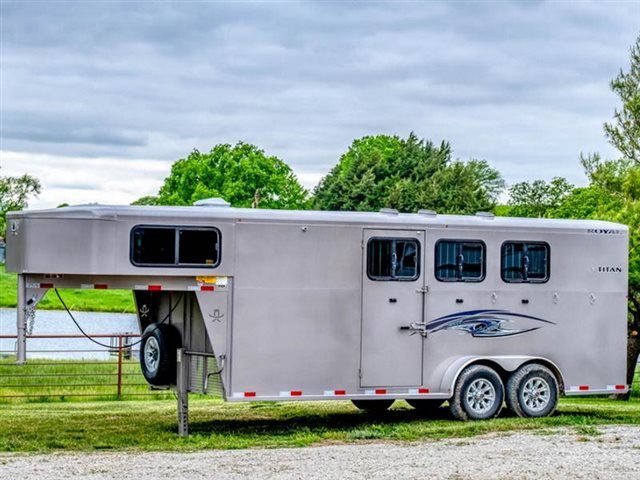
left=131, top=196, right=159, bottom=206
left=0, top=168, right=41, bottom=235
left=313, top=133, right=504, bottom=214
left=507, top=177, right=574, bottom=218
left=604, top=35, right=640, bottom=164
left=144, top=143, right=309, bottom=209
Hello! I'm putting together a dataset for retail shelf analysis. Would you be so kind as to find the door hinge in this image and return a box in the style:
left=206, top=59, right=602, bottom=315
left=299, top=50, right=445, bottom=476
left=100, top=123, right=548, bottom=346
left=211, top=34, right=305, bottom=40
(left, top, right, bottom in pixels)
left=416, top=285, right=429, bottom=294
left=358, top=368, right=363, bottom=379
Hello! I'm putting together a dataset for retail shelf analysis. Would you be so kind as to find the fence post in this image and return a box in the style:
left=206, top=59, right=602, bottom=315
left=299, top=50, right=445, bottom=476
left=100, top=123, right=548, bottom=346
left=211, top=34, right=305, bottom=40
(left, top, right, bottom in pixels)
left=116, top=336, right=123, bottom=400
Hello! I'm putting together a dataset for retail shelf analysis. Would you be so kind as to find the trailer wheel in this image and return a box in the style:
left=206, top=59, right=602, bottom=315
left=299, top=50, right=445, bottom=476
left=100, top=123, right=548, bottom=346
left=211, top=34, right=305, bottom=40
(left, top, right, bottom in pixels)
left=406, top=399, right=444, bottom=412
left=351, top=399, right=395, bottom=412
left=449, top=365, right=504, bottom=421
left=140, top=323, right=181, bottom=386
left=506, top=364, right=559, bottom=418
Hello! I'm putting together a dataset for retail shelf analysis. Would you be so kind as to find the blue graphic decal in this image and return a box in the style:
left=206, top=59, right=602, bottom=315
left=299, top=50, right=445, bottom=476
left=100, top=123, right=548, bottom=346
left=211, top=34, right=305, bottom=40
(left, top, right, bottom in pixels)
left=426, top=309, right=555, bottom=338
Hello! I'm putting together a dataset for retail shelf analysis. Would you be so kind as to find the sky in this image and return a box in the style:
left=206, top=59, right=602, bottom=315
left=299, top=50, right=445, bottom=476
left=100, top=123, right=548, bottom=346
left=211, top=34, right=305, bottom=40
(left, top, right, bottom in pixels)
left=0, top=1, right=638, bottom=209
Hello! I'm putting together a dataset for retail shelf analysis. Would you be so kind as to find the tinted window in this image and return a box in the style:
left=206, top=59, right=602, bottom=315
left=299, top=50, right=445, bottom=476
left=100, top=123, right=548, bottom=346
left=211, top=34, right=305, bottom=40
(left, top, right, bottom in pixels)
left=367, top=238, right=420, bottom=281
left=131, top=226, right=220, bottom=267
left=132, top=227, right=175, bottom=265
left=178, top=229, right=219, bottom=265
left=435, top=240, right=485, bottom=282
left=501, top=242, right=549, bottom=282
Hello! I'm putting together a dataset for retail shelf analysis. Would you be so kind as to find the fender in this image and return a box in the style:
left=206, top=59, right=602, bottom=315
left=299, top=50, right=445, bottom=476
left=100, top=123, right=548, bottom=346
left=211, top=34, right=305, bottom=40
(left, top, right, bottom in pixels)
left=438, top=355, right=565, bottom=396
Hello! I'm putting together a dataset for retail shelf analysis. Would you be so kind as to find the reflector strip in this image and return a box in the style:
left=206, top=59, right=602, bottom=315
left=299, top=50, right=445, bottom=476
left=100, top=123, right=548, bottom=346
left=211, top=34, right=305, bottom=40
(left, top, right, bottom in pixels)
left=607, top=384, right=627, bottom=390
left=280, top=390, right=303, bottom=397
left=408, top=388, right=430, bottom=395
left=81, top=284, right=109, bottom=289
left=579, top=385, right=589, bottom=391
left=375, top=389, right=387, bottom=395
left=188, top=285, right=216, bottom=291
left=244, top=392, right=256, bottom=397
left=40, top=283, right=54, bottom=289
left=134, top=284, right=163, bottom=291
left=323, top=389, right=346, bottom=396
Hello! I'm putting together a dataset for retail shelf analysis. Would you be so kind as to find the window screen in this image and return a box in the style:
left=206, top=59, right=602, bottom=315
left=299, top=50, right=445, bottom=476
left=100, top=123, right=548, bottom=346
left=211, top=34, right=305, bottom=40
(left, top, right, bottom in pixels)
left=367, top=238, right=420, bottom=281
left=435, top=240, right=485, bottom=282
left=131, top=226, right=220, bottom=267
left=501, top=242, right=549, bottom=282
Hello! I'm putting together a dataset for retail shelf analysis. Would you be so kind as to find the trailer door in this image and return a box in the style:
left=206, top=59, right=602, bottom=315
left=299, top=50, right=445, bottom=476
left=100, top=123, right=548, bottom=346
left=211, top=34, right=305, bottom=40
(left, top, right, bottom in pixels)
left=360, top=229, right=425, bottom=387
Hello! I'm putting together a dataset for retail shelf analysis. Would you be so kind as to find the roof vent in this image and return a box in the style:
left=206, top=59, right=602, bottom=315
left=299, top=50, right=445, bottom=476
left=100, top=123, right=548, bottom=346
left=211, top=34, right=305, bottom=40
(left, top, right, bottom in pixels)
left=379, top=208, right=399, bottom=215
left=193, top=197, right=231, bottom=207
left=418, top=209, right=437, bottom=217
left=475, top=211, right=495, bottom=219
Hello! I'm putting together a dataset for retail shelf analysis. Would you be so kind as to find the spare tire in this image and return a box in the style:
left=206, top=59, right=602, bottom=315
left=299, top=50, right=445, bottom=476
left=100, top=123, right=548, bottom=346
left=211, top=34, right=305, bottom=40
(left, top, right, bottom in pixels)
left=140, top=323, right=181, bottom=386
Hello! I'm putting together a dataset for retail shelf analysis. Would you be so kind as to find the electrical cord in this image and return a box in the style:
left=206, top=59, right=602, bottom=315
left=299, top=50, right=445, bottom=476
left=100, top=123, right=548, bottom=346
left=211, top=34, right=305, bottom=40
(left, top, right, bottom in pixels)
left=54, top=288, right=184, bottom=350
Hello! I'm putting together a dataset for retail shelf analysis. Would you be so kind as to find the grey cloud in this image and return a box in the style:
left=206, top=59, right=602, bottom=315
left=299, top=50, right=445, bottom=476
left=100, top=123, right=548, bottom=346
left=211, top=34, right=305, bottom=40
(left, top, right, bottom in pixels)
left=47, top=181, right=100, bottom=191
left=2, top=122, right=147, bottom=147
left=1, top=0, right=639, bottom=195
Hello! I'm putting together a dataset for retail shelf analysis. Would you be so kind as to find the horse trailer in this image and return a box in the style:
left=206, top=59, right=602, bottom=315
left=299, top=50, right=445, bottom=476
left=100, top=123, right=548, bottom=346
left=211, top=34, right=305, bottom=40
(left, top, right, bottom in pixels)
left=5, top=201, right=629, bottom=434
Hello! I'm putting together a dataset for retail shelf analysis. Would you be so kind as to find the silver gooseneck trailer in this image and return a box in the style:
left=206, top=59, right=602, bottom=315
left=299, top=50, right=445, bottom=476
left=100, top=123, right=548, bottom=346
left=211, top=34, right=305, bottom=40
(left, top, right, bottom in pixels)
left=5, top=201, right=629, bottom=434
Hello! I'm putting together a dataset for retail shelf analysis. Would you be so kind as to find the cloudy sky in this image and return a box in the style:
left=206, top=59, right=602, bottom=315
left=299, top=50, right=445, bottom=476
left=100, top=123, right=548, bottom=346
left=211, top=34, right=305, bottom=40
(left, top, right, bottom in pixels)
left=1, top=1, right=638, bottom=209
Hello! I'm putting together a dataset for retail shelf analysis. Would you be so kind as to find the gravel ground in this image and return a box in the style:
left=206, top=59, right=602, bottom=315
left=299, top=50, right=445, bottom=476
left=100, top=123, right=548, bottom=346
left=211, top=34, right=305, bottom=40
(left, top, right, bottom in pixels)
left=2, top=425, right=639, bottom=480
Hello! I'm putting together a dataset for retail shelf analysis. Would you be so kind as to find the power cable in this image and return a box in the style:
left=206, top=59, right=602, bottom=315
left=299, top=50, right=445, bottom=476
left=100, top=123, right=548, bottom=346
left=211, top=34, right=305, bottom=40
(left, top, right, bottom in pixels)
left=53, top=288, right=184, bottom=350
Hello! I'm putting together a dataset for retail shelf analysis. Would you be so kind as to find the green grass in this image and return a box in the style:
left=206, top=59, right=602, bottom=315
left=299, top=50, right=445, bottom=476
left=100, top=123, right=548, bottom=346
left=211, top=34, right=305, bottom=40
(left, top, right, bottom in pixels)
left=0, top=357, right=173, bottom=403
left=0, top=396, right=639, bottom=452
left=0, top=265, right=135, bottom=313
left=0, top=366, right=636, bottom=452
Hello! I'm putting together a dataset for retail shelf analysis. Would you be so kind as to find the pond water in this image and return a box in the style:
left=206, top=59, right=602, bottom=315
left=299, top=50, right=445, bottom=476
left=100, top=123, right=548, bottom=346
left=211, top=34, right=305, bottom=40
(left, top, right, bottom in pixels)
left=0, top=308, right=139, bottom=360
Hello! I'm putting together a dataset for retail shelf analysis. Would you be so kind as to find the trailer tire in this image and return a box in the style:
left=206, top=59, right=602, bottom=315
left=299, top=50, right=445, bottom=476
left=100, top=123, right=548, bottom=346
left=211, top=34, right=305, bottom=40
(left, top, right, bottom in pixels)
left=140, top=323, right=181, bottom=386
left=506, top=364, right=559, bottom=418
left=449, top=365, right=504, bottom=421
left=406, top=399, right=444, bottom=412
left=351, top=399, right=395, bottom=412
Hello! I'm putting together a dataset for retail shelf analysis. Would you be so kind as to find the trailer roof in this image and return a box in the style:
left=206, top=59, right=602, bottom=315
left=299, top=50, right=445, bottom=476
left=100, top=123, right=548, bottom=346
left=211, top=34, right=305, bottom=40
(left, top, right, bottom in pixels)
left=8, top=204, right=628, bottom=232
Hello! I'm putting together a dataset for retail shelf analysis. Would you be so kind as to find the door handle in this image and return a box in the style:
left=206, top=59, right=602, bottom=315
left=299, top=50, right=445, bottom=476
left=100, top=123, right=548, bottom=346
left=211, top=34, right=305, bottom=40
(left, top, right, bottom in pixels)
left=399, top=322, right=428, bottom=337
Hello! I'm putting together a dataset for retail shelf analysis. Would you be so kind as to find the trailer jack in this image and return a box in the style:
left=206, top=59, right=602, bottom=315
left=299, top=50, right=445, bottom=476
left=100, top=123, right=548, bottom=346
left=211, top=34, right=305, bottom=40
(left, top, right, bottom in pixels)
left=175, top=348, right=222, bottom=437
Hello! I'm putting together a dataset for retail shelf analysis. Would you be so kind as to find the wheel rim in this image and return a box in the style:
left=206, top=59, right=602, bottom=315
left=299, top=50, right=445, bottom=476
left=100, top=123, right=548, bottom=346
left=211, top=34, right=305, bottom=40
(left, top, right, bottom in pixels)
left=521, top=376, right=551, bottom=412
left=465, top=378, right=496, bottom=414
left=144, top=336, right=160, bottom=374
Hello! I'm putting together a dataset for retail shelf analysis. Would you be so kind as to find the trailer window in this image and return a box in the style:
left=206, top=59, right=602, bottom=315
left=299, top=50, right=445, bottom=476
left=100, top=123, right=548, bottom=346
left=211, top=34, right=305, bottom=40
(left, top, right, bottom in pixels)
left=131, top=227, right=176, bottom=265
left=367, top=238, right=420, bottom=281
left=178, top=229, right=219, bottom=265
left=131, top=226, right=220, bottom=267
left=435, top=240, right=485, bottom=282
left=501, top=242, right=549, bottom=283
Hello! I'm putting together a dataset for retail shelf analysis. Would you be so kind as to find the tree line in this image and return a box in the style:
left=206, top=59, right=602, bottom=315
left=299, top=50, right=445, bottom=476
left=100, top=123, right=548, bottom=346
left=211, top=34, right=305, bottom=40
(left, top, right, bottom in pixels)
left=1, top=36, right=638, bottom=392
